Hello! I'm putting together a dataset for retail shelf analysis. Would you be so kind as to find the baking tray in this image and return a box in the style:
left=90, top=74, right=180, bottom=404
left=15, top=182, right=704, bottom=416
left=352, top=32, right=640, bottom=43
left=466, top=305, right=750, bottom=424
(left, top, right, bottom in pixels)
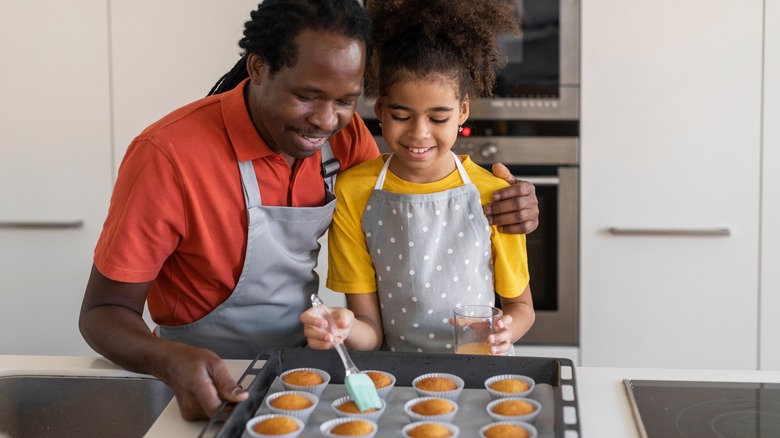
left=200, top=348, right=580, bottom=438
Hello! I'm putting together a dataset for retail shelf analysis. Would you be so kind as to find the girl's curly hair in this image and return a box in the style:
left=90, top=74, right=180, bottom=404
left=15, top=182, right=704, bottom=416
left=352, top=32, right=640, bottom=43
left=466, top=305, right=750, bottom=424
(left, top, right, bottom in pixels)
left=364, top=0, right=519, bottom=99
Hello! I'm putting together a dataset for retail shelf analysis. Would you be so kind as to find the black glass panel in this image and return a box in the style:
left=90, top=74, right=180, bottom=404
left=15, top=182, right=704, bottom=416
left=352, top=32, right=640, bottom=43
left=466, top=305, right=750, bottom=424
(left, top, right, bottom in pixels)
left=494, top=0, right=561, bottom=98
left=627, top=380, right=780, bottom=438
left=489, top=165, right=558, bottom=313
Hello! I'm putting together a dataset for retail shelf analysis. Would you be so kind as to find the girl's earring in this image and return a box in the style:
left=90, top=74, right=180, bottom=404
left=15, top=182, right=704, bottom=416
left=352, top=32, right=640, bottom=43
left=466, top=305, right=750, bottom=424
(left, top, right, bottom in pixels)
left=458, top=125, right=463, bottom=133
left=379, top=122, right=383, bottom=129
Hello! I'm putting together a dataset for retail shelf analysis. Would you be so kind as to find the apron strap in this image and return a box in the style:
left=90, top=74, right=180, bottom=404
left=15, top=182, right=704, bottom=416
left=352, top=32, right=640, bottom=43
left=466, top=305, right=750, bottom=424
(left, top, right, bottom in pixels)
left=238, top=160, right=262, bottom=208
left=238, top=142, right=338, bottom=208
left=374, top=151, right=471, bottom=190
left=452, top=151, right=472, bottom=184
left=320, top=141, right=339, bottom=192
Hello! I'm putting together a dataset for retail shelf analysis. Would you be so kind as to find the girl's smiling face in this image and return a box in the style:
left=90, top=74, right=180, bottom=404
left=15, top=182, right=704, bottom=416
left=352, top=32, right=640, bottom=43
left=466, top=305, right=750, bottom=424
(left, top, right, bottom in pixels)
left=375, top=73, right=469, bottom=183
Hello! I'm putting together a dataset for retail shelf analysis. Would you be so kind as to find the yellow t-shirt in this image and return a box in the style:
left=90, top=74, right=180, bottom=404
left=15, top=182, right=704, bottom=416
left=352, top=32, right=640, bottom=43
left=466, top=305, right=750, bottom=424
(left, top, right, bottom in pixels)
left=327, top=154, right=529, bottom=298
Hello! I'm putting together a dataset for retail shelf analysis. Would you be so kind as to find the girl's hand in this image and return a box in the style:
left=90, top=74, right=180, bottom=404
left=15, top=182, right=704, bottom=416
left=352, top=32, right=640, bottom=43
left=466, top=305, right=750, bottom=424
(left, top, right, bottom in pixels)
left=488, top=314, right=515, bottom=355
left=300, top=306, right=355, bottom=350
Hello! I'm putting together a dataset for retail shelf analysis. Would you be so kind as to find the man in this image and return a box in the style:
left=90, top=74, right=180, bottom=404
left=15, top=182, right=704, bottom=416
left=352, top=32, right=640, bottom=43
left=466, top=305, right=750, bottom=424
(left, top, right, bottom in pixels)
left=79, top=0, right=539, bottom=421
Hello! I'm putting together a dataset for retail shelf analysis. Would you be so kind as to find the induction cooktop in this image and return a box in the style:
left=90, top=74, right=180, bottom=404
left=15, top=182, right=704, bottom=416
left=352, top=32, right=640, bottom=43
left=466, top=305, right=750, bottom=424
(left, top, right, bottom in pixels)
left=624, top=379, right=780, bottom=438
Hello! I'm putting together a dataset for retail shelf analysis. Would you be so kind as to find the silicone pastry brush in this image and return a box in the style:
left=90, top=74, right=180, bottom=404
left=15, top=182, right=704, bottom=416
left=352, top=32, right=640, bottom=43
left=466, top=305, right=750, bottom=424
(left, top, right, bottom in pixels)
left=310, top=293, right=382, bottom=411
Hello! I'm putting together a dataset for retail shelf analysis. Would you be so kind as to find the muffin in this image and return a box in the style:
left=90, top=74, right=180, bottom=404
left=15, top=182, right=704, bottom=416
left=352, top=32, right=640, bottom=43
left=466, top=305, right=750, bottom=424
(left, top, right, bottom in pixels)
left=265, top=390, right=319, bottom=424
left=486, top=397, right=541, bottom=423
left=319, top=418, right=378, bottom=437
left=416, top=377, right=458, bottom=392
left=331, top=395, right=387, bottom=422
left=404, top=422, right=458, bottom=437
left=405, top=397, right=459, bottom=423
left=270, top=393, right=314, bottom=410
left=338, top=400, right=376, bottom=414
left=282, top=369, right=324, bottom=386
left=279, top=368, right=330, bottom=397
left=492, top=399, right=536, bottom=416
left=484, top=375, right=535, bottom=400
left=491, top=379, right=530, bottom=394
left=253, top=416, right=300, bottom=435
left=331, top=420, right=374, bottom=436
left=366, top=370, right=393, bottom=388
left=479, top=421, right=538, bottom=438
left=364, top=370, right=397, bottom=399
left=412, top=373, right=465, bottom=401
left=482, top=423, right=529, bottom=438
left=245, top=414, right=304, bottom=438
left=412, top=398, right=455, bottom=416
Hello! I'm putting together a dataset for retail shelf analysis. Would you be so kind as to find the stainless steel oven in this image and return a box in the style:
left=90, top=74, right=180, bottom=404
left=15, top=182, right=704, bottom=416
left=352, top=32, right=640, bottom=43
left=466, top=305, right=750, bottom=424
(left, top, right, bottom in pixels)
left=466, top=133, right=579, bottom=346
left=357, top=0, right=580, bottom=346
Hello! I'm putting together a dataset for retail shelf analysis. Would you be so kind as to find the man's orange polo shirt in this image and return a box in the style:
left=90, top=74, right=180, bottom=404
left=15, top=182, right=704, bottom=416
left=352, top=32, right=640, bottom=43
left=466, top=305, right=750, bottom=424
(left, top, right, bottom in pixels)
left=94, top=79, right=379, bottom=326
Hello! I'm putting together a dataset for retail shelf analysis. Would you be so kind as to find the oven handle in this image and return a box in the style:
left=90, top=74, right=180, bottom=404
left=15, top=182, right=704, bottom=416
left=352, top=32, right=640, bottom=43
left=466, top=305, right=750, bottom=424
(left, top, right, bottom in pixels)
left=513, top=176, right=559, bottom=187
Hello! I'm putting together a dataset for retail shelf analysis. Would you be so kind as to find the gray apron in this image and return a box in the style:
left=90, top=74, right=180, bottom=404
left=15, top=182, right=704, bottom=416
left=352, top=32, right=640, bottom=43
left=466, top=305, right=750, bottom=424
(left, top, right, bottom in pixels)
left=362, top=152, right=497, bottom=353
left=156, top=145, right=336, bottom=359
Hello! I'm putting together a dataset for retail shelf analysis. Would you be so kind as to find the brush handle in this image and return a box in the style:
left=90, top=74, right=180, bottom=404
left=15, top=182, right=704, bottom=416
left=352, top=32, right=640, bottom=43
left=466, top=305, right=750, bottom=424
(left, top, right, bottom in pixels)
left=310, top=294, right=360, bottom=375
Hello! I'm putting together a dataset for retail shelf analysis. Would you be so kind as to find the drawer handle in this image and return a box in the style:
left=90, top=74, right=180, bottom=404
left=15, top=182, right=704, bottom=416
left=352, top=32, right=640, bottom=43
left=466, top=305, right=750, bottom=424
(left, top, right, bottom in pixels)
left=0, top=220, right=84, bottom=229
left=607, top=227, right=730, bottom=237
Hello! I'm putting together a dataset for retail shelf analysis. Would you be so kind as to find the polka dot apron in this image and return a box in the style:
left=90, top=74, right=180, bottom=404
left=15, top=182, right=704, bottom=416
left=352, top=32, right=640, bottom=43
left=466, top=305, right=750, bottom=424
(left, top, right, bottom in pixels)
left=362, top=152, right=496, bottom=353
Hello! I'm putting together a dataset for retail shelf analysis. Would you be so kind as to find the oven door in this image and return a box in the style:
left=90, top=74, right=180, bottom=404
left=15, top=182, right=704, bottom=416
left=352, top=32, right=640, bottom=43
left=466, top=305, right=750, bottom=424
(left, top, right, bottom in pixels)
left=499, top=166, right=578, bottom=345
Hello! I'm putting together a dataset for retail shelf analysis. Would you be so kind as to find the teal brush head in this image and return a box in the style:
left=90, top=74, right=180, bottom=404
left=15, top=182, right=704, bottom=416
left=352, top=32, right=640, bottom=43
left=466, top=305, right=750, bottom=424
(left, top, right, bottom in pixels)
left=345, top=371, right=383, bottom=412
left=311, top=294, right=382, bottom=411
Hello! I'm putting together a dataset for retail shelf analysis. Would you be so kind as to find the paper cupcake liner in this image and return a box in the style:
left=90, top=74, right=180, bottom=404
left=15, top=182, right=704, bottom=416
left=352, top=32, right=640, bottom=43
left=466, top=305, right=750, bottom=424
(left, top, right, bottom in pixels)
left=486, top=397, right=542, bottom=424
left=404, top=396, right=459, bottom=423
left=279, top=367, right=331, bottom=397
left=412, top=372, right=465, bottom=401
left=264, top=390, right=319, bottom=425
left=484, top=374, right=536, bottom=400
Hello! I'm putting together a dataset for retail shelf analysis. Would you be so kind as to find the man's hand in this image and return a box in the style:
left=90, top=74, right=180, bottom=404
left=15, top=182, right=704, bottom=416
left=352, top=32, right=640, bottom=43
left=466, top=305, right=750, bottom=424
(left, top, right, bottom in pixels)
left=484, top=162, right=539, bottom=235
left=162, top=344, right=248, bottom=421
left=79, top=265, right=247, bottom=421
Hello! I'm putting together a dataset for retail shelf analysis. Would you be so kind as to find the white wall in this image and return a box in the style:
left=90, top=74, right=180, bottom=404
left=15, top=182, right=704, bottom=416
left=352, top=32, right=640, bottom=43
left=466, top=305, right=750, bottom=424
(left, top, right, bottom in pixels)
left=110, top=0, right=260, bottom=171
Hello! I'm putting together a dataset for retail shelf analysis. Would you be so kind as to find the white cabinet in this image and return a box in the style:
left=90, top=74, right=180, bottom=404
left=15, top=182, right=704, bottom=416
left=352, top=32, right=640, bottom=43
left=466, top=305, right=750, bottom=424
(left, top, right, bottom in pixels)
left=0, top=1, right=260, bottom=354
left=0, top=1, right=112, bottom=354
left=580, top=1, right=763, bottom=368
left=761, top=0, right=780, bottom=370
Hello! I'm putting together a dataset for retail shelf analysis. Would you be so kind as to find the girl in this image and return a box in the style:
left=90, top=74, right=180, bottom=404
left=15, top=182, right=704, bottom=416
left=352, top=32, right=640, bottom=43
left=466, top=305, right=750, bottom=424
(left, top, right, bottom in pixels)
left=302, top=0, right=534, bottom=355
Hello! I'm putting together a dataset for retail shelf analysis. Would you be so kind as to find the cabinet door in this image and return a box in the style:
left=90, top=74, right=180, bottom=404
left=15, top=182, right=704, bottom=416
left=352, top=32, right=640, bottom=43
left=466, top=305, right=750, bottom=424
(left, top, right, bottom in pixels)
left=581, top=1, right=763, bottom=368
left=761, top=0, right=780, bottom=370
left=0, top=1, right=112, bottom=354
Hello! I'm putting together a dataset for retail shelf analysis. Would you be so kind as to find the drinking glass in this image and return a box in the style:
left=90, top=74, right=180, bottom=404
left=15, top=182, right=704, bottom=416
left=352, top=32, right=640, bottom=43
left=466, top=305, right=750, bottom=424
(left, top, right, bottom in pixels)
left=453, top=305, right=502, bottom=355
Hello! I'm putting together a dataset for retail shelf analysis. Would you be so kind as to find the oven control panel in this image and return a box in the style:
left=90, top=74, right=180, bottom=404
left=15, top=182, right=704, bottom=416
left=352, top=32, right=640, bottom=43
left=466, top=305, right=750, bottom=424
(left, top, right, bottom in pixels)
left=451, top=141, right=500, bottom=164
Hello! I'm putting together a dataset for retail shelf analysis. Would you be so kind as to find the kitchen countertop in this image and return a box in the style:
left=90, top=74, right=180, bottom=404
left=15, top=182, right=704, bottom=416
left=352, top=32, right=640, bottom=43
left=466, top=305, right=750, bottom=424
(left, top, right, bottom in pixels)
left=3, top=355, right=780, bottom=437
